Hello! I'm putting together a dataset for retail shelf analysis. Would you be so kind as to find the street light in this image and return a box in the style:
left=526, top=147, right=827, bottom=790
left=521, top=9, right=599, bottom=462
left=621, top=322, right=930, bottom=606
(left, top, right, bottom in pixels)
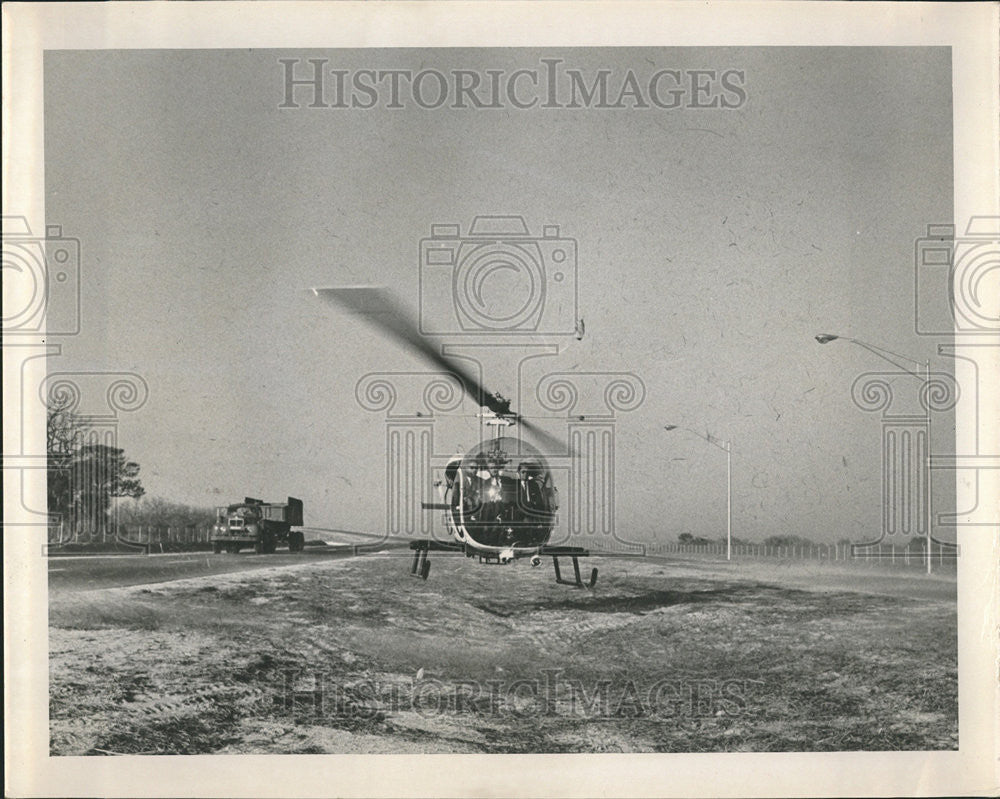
left=815, top=333, right=933, bottom=574
left=664, top=424, right=733, bottom=561
left=815, top=334, right=930, bottom=381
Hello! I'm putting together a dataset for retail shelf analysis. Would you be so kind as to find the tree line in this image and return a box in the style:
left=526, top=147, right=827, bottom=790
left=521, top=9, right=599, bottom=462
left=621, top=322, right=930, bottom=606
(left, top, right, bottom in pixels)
left=47, top=393, right=214, bottom=538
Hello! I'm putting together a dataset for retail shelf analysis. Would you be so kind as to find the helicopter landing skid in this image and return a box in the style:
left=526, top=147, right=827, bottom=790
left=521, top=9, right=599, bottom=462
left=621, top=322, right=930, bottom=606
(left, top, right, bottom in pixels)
left=408, top=539, right=462, bottom=580
left=541, top=546, right=598, bottom=588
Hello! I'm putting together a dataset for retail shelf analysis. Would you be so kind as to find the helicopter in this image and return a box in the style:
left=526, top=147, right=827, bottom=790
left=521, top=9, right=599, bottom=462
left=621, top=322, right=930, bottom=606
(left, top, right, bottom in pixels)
left=312, top=286, right=598, bottom=588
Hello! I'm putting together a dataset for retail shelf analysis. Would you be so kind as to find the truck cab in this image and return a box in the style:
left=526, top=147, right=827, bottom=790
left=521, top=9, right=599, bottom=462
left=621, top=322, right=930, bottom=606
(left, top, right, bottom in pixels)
left=211, top=496, right=304, bottom=554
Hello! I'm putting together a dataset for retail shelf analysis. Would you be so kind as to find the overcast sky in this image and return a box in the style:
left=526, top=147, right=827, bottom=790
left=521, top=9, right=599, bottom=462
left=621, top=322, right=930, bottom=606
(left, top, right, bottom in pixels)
left=44, top=47, right=955, bottom=544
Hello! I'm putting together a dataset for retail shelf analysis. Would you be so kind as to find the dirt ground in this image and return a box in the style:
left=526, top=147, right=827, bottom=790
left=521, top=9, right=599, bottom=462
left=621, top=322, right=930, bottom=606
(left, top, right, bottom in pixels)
left=49, top=552, right=958, bottom=754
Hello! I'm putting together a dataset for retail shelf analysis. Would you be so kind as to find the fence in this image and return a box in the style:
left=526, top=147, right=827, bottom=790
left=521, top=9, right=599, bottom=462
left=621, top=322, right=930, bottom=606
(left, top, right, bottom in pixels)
left=46, top=523, right=959, bottom=569
left=575, top=538, right=959, bottom=569
left=47, top=523, right=214, bottom=547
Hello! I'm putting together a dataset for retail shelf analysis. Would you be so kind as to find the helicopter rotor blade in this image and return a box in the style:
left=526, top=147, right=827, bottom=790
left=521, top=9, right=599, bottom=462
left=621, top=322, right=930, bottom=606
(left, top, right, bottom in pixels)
left=518, top=416, right=570, bottom=456
left=311, top=286, right=508, bottom=416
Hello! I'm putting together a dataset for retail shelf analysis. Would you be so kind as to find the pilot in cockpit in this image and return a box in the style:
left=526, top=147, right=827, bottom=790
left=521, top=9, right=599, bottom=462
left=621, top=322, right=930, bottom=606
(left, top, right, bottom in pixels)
left=517, top=460, right=544, bottom=508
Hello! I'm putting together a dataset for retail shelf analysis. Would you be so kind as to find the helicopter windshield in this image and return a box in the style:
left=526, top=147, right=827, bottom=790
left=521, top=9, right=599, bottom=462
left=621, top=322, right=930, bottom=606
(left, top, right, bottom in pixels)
left=455, top=436, right=558, bottom=524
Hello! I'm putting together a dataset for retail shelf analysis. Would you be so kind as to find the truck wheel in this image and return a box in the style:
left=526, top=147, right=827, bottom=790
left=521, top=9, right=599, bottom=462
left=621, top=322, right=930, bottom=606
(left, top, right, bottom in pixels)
left=212, top=542, right=222, bottom=554
left=263, top=532, right=276, bottom=554
left=254, top=539, right=263, bottom=555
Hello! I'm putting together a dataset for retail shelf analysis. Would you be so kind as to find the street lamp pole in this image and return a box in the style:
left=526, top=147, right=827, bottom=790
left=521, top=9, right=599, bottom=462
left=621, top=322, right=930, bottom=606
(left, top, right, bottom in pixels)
left=726, top=437, right=732, bottom=562
left=664, top=425, right=733, bottom=561
left=815, top=333, right=933, bottom=575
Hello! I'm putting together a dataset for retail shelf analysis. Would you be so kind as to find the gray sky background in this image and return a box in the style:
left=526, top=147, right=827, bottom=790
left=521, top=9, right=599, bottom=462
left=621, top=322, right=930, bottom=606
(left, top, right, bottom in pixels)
left=44, top=47, right=955, bottom=544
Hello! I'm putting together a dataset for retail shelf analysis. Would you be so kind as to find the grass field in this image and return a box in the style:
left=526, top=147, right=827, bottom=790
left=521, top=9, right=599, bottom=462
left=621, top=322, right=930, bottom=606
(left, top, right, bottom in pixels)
left=49, top=552, right=958, bottom=754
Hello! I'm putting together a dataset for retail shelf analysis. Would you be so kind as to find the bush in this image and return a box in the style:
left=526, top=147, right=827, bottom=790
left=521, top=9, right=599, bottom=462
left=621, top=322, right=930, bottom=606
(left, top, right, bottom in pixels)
left=677, top=532, right=714, bottom=546
left=115, top=497, right=216, bottom=529
left=762, top=534, right=817, bottom=548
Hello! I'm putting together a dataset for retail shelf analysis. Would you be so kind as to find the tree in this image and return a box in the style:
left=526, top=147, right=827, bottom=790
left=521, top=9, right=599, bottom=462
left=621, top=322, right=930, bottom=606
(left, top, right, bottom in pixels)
left=47, top=397, right=145, bottom=536
left=46, top=393, right=85, bottom=528
left=70, top=443, right=144, bottom=532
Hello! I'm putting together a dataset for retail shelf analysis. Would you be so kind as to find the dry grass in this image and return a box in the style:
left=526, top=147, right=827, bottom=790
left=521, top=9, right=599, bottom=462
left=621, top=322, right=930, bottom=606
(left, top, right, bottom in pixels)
left=49, top=554, right=957, bottom=754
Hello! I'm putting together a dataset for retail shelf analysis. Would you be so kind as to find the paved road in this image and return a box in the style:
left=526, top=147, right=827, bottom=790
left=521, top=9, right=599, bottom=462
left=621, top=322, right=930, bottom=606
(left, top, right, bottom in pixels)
left=47, top=542, right=956, bottom=602
left=47, top=544, right=409, bottom=593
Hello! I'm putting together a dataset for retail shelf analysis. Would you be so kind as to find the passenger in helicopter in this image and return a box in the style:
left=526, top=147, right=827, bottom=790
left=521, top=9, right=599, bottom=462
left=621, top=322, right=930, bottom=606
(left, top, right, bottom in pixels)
left=459, top=455, right=494, bottom=519
left=517, top=461, right=545, bottom=512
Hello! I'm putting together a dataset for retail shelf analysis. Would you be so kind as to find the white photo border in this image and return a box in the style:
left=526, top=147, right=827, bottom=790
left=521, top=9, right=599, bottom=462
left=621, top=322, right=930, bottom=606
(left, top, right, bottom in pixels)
left=3, top=2, right=998, bottom=797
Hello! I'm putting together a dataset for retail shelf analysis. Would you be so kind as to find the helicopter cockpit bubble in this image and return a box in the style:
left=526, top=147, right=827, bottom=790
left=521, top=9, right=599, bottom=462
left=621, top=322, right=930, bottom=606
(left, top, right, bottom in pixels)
left=444, top=456, right=461, bottom=489
left=454, top=437, right=558, bottom=548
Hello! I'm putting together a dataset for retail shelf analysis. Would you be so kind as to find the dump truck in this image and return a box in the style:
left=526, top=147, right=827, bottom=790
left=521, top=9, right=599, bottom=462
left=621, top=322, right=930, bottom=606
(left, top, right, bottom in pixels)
left=211, top=496, right=305, bottom=554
